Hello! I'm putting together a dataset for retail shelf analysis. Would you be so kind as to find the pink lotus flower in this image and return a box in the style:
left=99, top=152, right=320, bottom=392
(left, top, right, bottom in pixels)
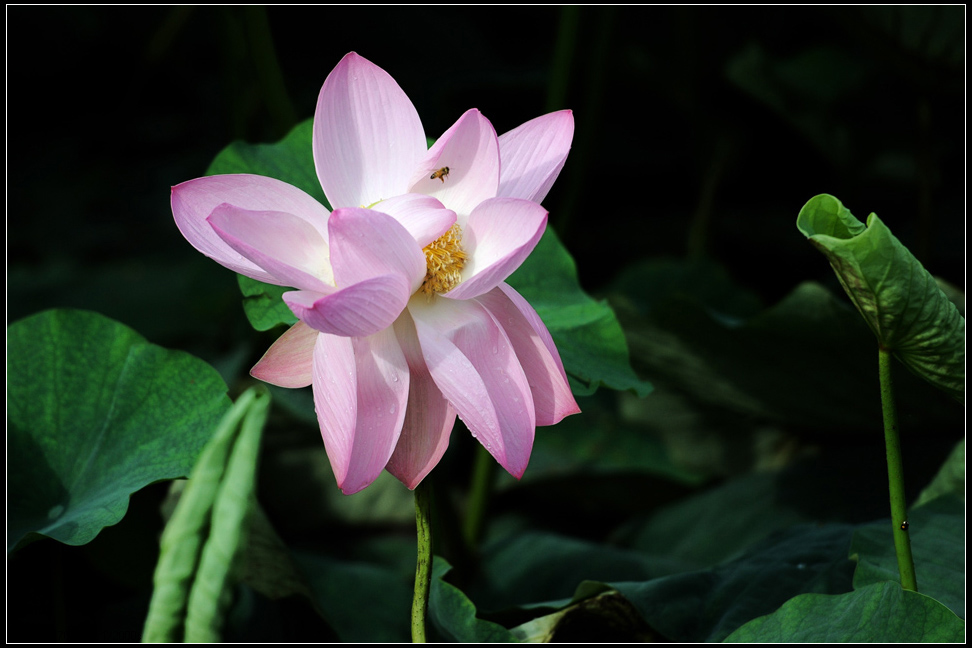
left=172, top=52, right=579, bottom=494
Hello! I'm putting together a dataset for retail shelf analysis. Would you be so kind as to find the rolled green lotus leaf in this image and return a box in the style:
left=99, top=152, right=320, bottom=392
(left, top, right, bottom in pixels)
left=142, top=386, right=270, bottom=643
left=796, top=194, right=964, bottom=403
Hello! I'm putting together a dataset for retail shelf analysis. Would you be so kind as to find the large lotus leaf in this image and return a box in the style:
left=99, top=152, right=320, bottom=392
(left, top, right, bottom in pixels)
left=294, top=551, right=410, bottom=643
left=507, top=227, right=652, bottom=396
left=7, top=309, right=231, bottom=552
left=613, top=441, right=957, bottom=579
left=521, top=391, right=704, bottom=486
left=428, top=558, right=518, bottom=643
left=613, top=271, right=880, bottom=431
left=849, top=495, right=964, bottom=619
left=614, top=501, right=961, bottom=642
left=208, top=121, right=320, bottom=333
left=205, top=120, right=650, bottom=397
left=614, top=259, right=962, bottom=436
left=206, top=119, right=326, bottom=207
left=724, top=580, right=964, bottom=642
left=237, top=275, right=297, bottom=332
left=797, top=194, right=964, bottom=403
left=466, top=524, right=853, bottom=643
left=619, top=471, right=809, bottom=574
left=473, top=531, right=660, bottom=611
left=476, top=514, right=956, bottom=642
left=613, top=523, right=857, bottom=642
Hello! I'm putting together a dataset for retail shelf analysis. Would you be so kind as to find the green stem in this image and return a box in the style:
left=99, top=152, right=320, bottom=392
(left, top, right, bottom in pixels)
left=411, top=479, right=434, bottom=642
left=879, top=347, right=918, bottom=591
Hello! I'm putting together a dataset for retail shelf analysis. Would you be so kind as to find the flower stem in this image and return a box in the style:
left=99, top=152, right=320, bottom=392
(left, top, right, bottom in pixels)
left=879, top=346, right=918, bottom=591
left=411, top=479, right=434, bottom=643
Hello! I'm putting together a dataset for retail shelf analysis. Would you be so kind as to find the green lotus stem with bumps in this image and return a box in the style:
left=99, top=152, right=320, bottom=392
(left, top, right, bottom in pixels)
left=411, top=480, right=434, bottom=642
left=879, top=347, right=918, bottom=591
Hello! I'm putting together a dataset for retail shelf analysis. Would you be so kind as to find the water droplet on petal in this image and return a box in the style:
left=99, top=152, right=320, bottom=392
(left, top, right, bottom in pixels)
left=48, top=504, right=65, bottom=520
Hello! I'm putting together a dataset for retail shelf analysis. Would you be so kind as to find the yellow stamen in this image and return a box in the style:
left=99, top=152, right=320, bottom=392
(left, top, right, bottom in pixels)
left=421, top=223, right=466, bottom=295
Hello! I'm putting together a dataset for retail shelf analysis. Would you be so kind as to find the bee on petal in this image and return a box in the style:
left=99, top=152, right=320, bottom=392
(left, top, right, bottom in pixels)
left=430, top=166, right=450, bottom=183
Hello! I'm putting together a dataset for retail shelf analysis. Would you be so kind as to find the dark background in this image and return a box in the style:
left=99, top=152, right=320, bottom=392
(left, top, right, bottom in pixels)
left=8, top=7, right=964, bottom=339
left=6, top=6, right=964, bottom=641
